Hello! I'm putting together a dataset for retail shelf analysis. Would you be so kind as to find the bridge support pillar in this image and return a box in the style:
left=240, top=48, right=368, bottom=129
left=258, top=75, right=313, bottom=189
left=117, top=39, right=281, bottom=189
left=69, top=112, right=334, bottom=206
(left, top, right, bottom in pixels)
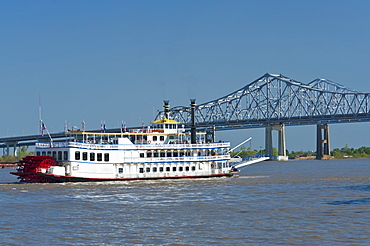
left=4, top=142, right=18, bottom=156
left=265, top=124, right=287, bottom=160
left=316, top=124, right=331, bottom=160
left=5, top=143, right=10, bottom=156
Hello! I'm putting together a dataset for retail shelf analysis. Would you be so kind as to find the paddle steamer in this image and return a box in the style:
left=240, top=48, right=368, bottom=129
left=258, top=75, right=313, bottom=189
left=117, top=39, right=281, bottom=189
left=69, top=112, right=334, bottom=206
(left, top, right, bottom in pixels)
left=12, top=101, right=267, bottom=182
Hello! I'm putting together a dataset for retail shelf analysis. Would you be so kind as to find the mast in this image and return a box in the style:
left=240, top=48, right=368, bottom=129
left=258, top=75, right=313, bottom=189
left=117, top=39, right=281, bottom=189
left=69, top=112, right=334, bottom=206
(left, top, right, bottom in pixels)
left=39, top=92, right=42, bottom=135
left=190, top=99, right=196, bottom=144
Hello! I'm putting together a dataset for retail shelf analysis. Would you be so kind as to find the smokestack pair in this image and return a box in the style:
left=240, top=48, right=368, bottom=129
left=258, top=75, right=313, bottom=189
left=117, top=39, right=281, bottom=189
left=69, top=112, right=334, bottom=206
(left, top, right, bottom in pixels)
left=163, top=99, right=197, bottom=144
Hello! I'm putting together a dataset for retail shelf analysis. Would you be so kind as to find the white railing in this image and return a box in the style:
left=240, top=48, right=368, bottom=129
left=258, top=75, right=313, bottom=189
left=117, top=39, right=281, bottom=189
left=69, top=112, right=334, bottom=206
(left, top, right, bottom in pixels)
left=122, top=155, right=230, bottom=163
left=36, top=141, right=230, bottom=150
left=36, top=142, right=69, bottom=148
left=135, top=142, right=230, bottom=150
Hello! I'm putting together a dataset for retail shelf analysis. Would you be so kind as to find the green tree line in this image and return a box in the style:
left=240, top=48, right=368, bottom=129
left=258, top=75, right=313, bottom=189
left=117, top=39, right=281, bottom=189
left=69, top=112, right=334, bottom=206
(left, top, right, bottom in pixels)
left=231, top=145, right=370, bottom=159
left=331, top=146, right=370, bottom=158
left=0, top=146, right=33, bottom=162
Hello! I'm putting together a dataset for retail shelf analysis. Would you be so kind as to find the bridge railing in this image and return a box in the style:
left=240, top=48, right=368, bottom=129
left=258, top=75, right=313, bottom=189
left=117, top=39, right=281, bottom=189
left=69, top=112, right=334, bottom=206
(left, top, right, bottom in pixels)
left=242, top=153, right=270, bottom=161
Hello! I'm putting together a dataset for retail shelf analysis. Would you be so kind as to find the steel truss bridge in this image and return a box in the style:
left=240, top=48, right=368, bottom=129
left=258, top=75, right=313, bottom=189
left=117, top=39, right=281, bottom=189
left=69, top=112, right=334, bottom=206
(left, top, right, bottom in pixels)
left=1, top=73, right=369, bottom=159
left=155, top=73, right=370, bottom=129
left=154, top=73, right=370, bottom=159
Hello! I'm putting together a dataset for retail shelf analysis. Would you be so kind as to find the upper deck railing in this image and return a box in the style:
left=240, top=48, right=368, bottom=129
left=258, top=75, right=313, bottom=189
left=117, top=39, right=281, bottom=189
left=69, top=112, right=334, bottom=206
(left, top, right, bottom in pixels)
left=36, top=140, right=231, bottom=150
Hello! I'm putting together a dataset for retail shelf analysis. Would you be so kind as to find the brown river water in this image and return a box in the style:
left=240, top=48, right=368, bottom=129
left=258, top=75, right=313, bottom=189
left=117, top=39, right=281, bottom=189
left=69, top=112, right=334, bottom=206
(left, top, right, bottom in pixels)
left=1, top=158, right=369, bottom=245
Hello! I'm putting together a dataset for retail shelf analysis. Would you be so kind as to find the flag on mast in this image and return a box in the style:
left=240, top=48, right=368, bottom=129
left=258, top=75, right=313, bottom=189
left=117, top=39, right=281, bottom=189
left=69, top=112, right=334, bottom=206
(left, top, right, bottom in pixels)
left=121, top=121, right=126, bottom=133
left=41, top=122, right=46, bottom=136
left=82, top=120, right=85, bottom=132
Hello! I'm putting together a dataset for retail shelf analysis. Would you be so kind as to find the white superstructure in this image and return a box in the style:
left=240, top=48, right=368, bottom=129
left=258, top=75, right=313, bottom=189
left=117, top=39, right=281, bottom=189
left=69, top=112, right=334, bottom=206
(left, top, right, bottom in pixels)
left=36, top=118, right=237, bottom=182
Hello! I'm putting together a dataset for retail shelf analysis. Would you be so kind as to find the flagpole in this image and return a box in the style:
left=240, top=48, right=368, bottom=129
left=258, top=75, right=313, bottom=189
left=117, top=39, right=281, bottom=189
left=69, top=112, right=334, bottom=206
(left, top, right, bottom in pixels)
left=39, top=92, right=42, bottom=135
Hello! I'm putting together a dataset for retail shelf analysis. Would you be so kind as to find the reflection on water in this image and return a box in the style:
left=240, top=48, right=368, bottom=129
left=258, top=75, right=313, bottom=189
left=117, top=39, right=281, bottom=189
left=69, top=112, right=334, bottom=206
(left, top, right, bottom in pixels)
left=1, top=159, right=370, bottom=245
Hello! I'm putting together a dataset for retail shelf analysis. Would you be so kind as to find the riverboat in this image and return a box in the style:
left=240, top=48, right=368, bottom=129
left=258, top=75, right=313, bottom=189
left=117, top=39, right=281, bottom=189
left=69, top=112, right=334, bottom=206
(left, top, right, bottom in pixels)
left=11, top=102, right=267, bottom=183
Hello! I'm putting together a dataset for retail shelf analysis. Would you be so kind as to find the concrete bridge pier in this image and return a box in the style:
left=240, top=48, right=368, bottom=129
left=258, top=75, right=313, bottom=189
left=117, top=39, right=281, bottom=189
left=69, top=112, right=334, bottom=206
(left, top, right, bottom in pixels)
left=4, top=142, right=18, bottom=156
left=316, top=124, right=331, bottom=159
left=265, top=124, right=288, bottom=160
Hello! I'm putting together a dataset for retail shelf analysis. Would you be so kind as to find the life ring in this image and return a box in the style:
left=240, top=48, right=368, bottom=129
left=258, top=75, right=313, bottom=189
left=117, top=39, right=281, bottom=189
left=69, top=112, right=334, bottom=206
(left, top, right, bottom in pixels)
left=211, top=164, right=215, bottom=168
left=147, top=140, right=151, bottom=144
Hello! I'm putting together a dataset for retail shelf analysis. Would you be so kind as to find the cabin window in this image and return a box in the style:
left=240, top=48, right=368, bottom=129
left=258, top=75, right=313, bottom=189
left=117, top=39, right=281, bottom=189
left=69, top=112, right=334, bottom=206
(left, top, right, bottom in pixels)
left=104, top=153, right=109, bottom=162
left=167, top=152, right=172, bottom=157
left=153, top=167, right=157, bottom=172
left=119, top=168, right=123, bottom=173
left=173, top=152, right=178, bottom=157
left=58, top=151, right=62, bottom=160
left=139, top=168, right=144, bottom=173
left=165, top=124, right=169, bottom=129
left=154, top=152, right=159, bottom=157
left=52, top=151, right=57, bottom=159
left=160, top=152, right=165, bottom=157
left=180, top=151, right=184, bottom=157
left=36, top=151, right=40, bottom=156
left=147, top=152, right=152, bottom=157
left=140, top=153, right=144, bottom=158
left=153, top=136, right=157, bottom=141
left=179, top=167, right=183, bottom=172
left=192, top=166, right=196, bottom=171
left=82, top=152, right=88, bottom=161
left=159, top=167, right=164, bottom=172
left=160, top=136, right=164, bottom=141
left=146, top=167, right=150, bottom=172
left=47, top=151, right=51, bottom=156
left=97, top=153, right=102, bottom=161
left=90, top=153, right=95, bottom=161
left=172, top=167, right=177, bottom=172
left=186, top=151, right=191, bottom=156
left=75, top=151, right=80, bottom=160
left=185, top=166, right=189, bottom=171
left=64, top=151, right=68, bottom=160
left=166, top=167, right=170, bottom=172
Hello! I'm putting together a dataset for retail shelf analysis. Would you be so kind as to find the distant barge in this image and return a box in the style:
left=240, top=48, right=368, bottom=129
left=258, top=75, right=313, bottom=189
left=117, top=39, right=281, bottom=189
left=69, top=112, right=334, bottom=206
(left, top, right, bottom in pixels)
left=1, top=163, right=18, bottom=168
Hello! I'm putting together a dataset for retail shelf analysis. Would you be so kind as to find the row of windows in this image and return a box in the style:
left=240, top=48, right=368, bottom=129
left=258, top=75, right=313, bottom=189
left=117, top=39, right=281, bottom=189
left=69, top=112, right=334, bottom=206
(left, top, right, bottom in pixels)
left=118, top=166, right=196, bottom=174
left=131, top=135, right=165, bottom=142
left=140, top=150, right=217, bottom=158
left=151, top=124, right=177, bottom=129
left=75, top=151, right=109, bottom=162
left=37, top=151, right=68, bottom=161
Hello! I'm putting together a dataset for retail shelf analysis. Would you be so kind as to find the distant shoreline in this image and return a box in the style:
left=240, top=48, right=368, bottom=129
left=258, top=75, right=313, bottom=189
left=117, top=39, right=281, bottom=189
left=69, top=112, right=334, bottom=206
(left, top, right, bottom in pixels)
left=1, top=163, right=17, bottom=168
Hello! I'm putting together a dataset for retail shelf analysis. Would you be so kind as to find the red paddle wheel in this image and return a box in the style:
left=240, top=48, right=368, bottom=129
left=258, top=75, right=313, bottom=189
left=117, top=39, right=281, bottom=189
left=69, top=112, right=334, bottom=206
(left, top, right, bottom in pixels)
left=10, top=156, right=57, bottom=183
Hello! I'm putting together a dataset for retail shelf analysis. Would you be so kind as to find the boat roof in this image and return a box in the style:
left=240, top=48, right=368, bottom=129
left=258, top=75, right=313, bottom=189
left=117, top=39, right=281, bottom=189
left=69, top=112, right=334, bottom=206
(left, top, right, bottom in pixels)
left=150, top=117, right=180, bottom=124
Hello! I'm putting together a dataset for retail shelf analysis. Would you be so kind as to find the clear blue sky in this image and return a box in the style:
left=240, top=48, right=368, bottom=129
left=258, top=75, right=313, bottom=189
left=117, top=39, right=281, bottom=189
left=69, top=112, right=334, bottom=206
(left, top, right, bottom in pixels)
left=1, top=0, right=370, bottom=151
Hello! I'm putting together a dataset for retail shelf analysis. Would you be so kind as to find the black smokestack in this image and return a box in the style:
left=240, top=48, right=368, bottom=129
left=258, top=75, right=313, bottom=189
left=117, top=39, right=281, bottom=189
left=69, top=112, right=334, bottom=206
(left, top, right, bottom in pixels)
left=163, top=100, right=170, bottom=119
left=190, top=99, right=196, bottom=144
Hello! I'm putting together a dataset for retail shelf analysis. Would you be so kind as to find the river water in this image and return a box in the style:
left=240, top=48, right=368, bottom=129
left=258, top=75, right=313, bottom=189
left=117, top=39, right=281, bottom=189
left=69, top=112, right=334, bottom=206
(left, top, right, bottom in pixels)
left=1, top=158, right=369, bottom=245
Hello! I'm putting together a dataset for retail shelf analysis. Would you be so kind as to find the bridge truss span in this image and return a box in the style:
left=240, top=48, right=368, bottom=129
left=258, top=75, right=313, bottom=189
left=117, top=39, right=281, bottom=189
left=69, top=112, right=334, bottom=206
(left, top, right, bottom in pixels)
left=156, top=73, right=370, bottom=130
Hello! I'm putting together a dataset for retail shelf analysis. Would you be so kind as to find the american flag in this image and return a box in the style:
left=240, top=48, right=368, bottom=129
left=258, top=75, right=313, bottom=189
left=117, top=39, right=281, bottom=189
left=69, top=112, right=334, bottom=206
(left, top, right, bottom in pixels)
left=41, top=122, right=46, bottom=136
